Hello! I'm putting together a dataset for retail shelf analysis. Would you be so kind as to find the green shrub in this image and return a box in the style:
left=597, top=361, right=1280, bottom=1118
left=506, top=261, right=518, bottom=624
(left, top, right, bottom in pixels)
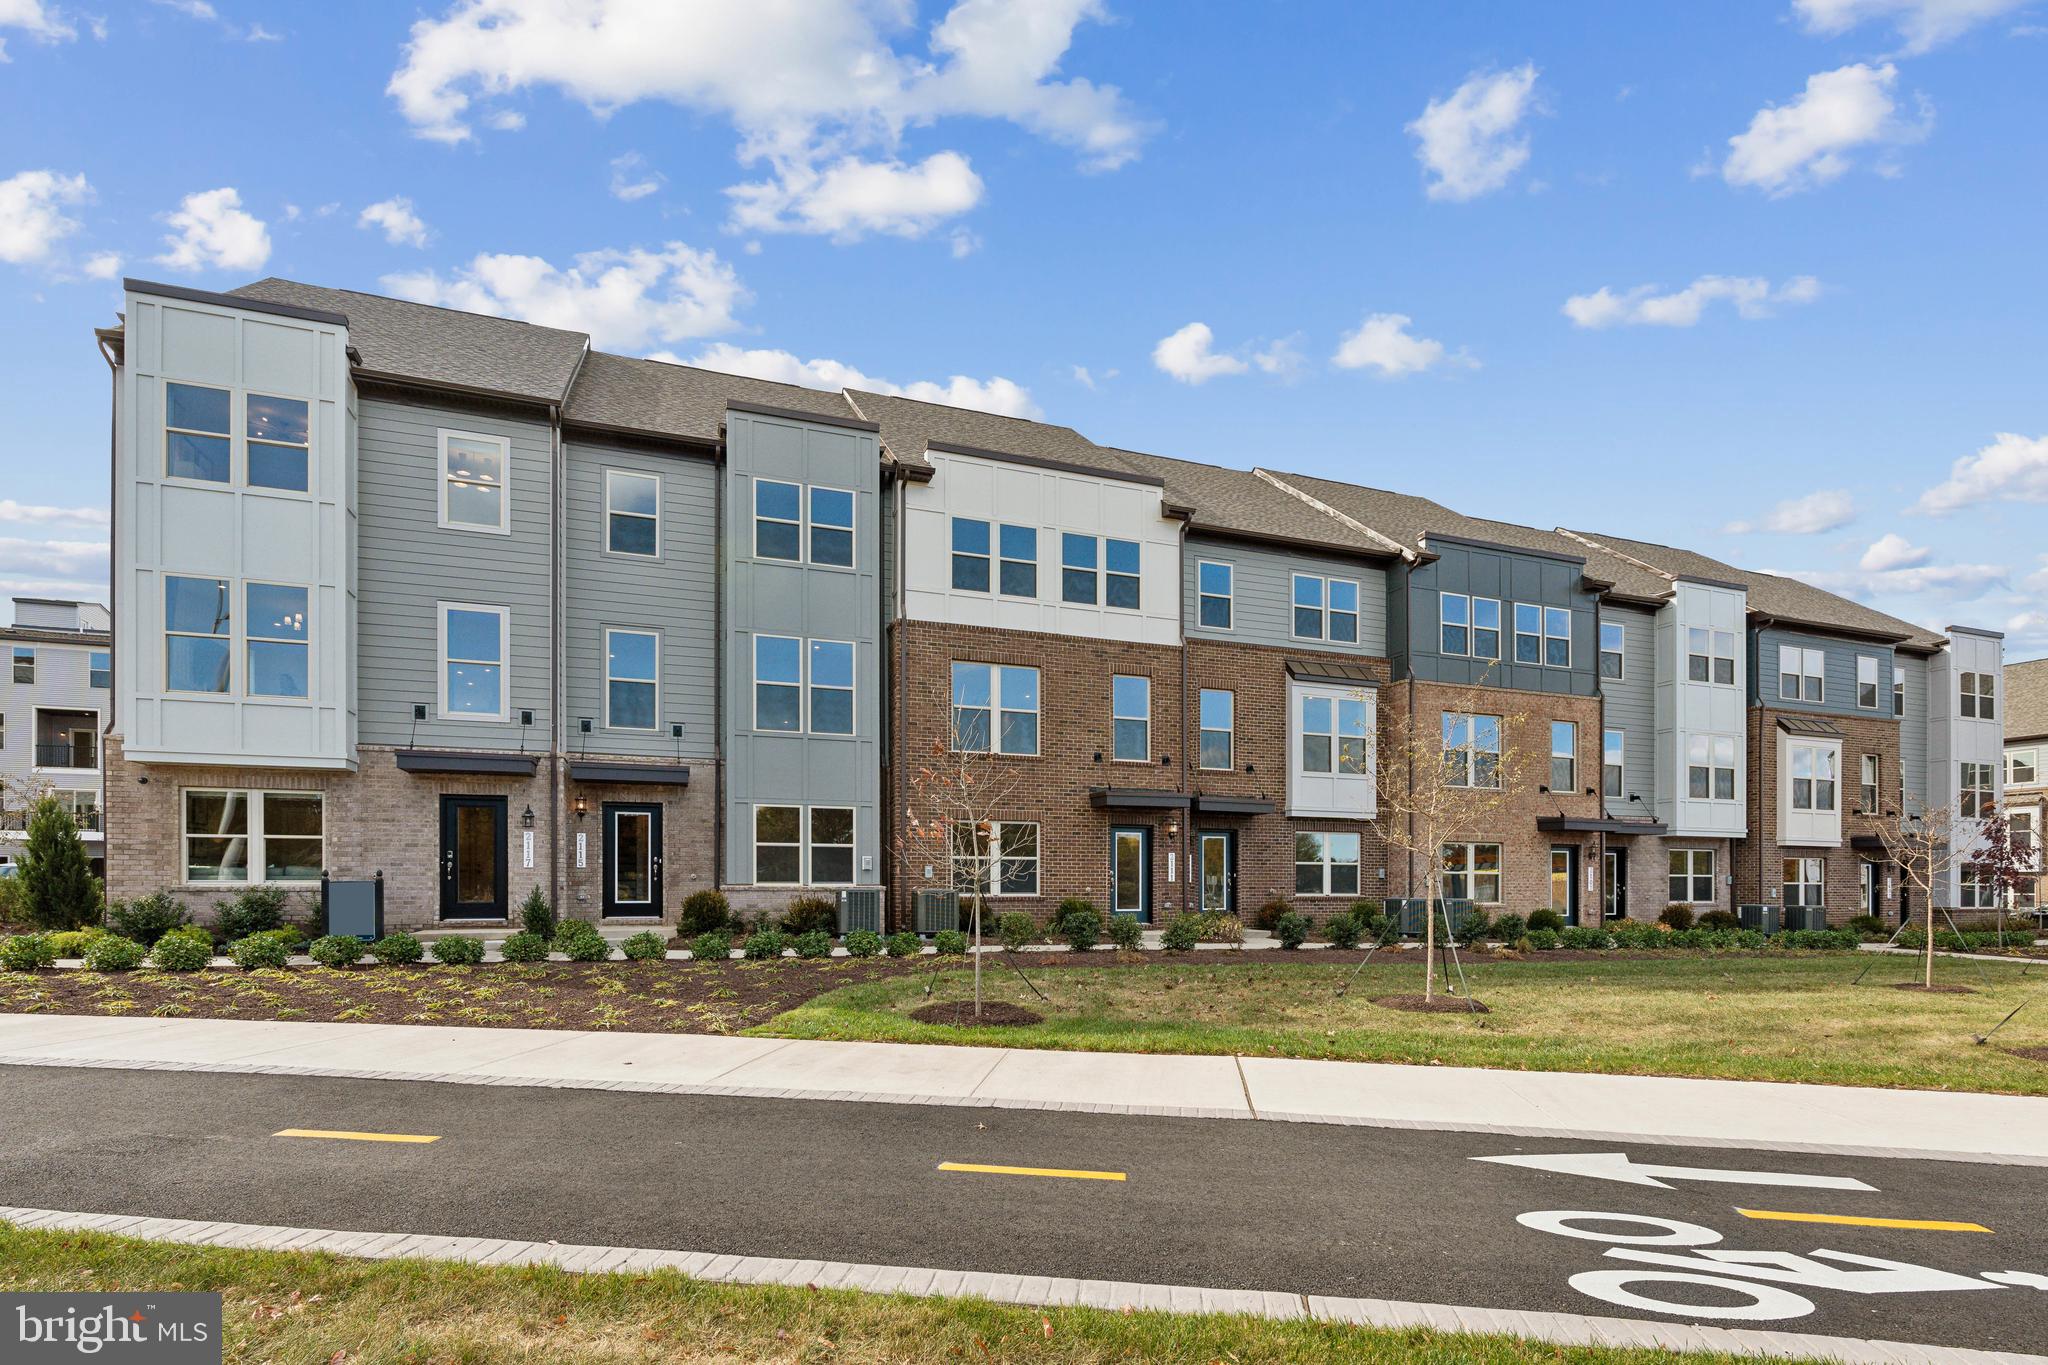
left=1453, top=908, right=1491, bottom=946
left=431, top=935, right=487, bottom=965
left=1274, top=911, right=1310, bottom=949
left=742, top=930, right=789, bottom=960
left=1356, top=912, right=1393, bottom=946
left=1610, top=921, right=1663, bottom=949
left=17, top=797, right=101, bottom=931
left=996, top=911, right=1038, bottom=951
left=843, top=928, right=883, bottom=958
left=1776, top=928, right=1861, bottom=951
left=1697, top=909, right=1740, bottom=930
left=1526, top=908, right=1565, bottom=934
left=228, top=934, right=291, bottom=970
left=1161, top=915, right=1201, bottom=951
left=1324, top=913, right=1362, bottom=950
left=620, top=930, right=668, bottom=961
left=1488, top=912, right=1527, bottom=944
left=309, top=934, right=366, bottom=968
left=689, top=931, right=732, bottom=962
left=82, top=934, right=146, bottom=972
left=553, top=921, right=611, bottom=962
left=1057, top=905, right=1102, bottom=952
left=678, top=890, right=731, bottom=936
left=1106, top=914, right=1143, bottom=951
left=107, top=892, right=189, bottom=947
left=0, top=872, right=26, bottom=931
left=499, top=931, right=550, bottom=963
left=793, top=930, right=833, bottom=959
left=214, top=887, right=290, bottom=942
left=256, top=926, right=307, bottom=952
left=149, top=932, right=212, bottom=972
left=1558, top=926, right=1612, bottom=950
left=370, top=933, right=424, bottom=965
left=885, top=931, right=920, bottom=958
left=932, top=929, right=968, bottom=955
left=44, top=927, right=106, bottom=958
left=1844, top=914, right=1887, bottom=940
left=0, top=933, right=55, bottom=971
left=780, top=895, right=840, bottom=936
left=1253, top=897, right=1291, bottom=931
left=518, top=886, right=558, bottom=940
left=1658, top=904, right=1695, bottom=931
left=1526, top=928, right=1560, bottom=950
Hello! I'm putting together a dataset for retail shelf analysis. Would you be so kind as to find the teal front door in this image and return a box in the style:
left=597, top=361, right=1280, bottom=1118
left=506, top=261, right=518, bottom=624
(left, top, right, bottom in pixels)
left=1111, top=826, right=1151, bottom=922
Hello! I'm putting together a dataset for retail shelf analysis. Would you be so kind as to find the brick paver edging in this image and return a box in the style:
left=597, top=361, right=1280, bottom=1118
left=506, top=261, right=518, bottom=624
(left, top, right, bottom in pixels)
left=3, top=1206, right=2038, bottom=1365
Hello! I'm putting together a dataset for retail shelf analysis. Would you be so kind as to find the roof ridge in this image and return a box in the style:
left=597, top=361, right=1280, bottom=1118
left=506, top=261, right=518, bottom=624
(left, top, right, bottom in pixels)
left=1555, top=529, right=1677, bottom=583
left=1253, top=469, right=1416, bottom=561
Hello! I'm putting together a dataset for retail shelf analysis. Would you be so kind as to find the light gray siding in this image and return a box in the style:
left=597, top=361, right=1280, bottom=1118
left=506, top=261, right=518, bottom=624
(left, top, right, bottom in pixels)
left=0, top=639, right=109, bottom=796
left=355, top=394, right=555, bottom=749
left=1182, top=534, right=1387, bottom=655
left=563, top=440, right=717, bottom=760
left=1600, top=605, right=1656, bottom=817
left=1899, top=651, right=1931, bottom=805
left=723, top=409, right=883, bottom=886
left=1754, top=626, right=1896, bottom=721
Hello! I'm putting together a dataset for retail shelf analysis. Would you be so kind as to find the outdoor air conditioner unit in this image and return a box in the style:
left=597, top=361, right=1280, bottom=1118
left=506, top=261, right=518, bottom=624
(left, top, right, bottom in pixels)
left=1782, top=906, right=1828, bottom=933
left=838, top=886, right=885, bottom=936
left=913, top=889, right=960, bottom=936
left=1738, top=904, right=1780, bottom=935
left=1389, top=898, right=1426, bottom=937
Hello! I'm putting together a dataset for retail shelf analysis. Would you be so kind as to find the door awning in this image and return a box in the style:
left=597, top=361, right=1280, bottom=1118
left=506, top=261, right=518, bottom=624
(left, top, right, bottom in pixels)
left=395, top=750, right=538, bottom=777
left=568, top=762, right=691, bottom=786
left=1285, top=658, right=1379, bottom=687
left=1849, top=834, right=1889, bottom=854
left=1535, top=815, right=1669, bottom=836
left=1192, top=793, right=1276, bottom=816
left=1088, top=787, right=1192, bottom=810
left=1777, top=715, right=1846, bottom=738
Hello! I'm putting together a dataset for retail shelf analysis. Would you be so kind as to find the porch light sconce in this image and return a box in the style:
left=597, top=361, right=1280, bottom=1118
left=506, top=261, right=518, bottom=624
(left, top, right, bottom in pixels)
left=1165, top=818, right=1180, bottom=838
left=520, top=805, right=535, bottom=830
left=1093, top=751, right=1103, bottom=763
left=574, top=794, right=588, bottom=820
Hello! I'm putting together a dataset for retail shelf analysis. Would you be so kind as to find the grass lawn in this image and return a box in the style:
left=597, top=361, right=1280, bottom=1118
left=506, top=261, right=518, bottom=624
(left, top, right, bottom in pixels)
left=753, top=952, right=2048, bottom=1094
left=0, top=1223, right=1813, bottom=1365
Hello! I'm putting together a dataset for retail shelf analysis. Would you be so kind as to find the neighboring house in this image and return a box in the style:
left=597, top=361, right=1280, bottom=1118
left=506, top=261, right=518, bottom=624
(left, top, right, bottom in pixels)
left=0, top=598, right=111, bottom=878
left=2004, top=658, right=2048, bottom=911
left=96, top=275, right=2005, bottom=930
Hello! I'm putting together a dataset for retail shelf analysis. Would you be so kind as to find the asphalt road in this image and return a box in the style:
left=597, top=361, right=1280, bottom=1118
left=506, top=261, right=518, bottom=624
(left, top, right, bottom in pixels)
left=3, top=1065, right=2045, bottom=1353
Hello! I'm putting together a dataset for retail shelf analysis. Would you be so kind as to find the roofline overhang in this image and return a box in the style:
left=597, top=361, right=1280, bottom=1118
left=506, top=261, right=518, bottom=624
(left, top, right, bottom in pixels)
left=1948, top=624, right=2005, bottom=640
left=1184, top=522, right=1401, bottom=564
left=354, top=369, right=562, bottom=412
left=124, top=277, right=351, bottom=327
left=725, top=398, right=878, bottom=432
left=1751, top=609, right=1915, bottom=649
left=560, top=416, right=720, bottom=455
left=1673, top=573, right=1749, bottom=593
left=1419, top=529, right=1585, bottom=567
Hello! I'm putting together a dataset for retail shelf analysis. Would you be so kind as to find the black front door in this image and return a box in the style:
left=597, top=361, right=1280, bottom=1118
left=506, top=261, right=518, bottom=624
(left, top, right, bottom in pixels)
left=602, top=802, right=663, bottom=918
left=439, top=795, right=508, bottom=920
left=1603, top=847, right=1627, bottom=920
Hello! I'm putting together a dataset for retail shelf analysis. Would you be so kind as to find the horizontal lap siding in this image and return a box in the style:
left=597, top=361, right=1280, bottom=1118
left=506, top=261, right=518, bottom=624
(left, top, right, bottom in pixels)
left=1183, top=535, right=1388, bottom=655
left=1601, top=605, right=1656, bottom=817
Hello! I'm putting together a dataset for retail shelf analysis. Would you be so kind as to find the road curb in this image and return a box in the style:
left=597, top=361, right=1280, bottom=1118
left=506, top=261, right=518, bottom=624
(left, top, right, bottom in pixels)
left=3, top=1205, right=2039, bottom=1365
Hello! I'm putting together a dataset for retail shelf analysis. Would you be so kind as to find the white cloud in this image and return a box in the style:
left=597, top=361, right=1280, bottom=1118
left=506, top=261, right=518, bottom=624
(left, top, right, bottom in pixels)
left=0, top=499, right=107, bottom=527
left=1071, top=364, right=1097, bottom=390
left=1331, top=312, right=1472, bottom=378
left=152, top=0, right=277, bottom=41
left=386, top=0, right=1148, bottom=240
left=680, top=340, right=1038, bottom=418
left=1563, top=275, right=1822, bottom=328
left=487, top=109, right=526, bottom=131
left=1722, top=489, right=1855, bottom=534
left=0, top=536, right=107, bottom=582
left=245, top=22, right=280, bottom=41
left=727, top=152, right=984, bottom=240
left=1406, top=63, right=1541, bottom=202
left=0, top=169, right=90, bottom=265
left=0, top=0, right=76, bottom=58
left=154, top=186, right=270, bottom=272
left=2026, top=556, right=2048, bottom=593
left=358, top=196, right=431, bottom=248
left=1911, top=431, right=2048, bottom=514
left=1791, top=0, right=2028, bottom=54
left=384, top=242, right=747, bottom=352
left=1151, top=322, right=1247, bottom=385
left=608, top=152, right=664, bottom=202
left=1722, top=63, right=1928, bottom=195
left=80, top=250, right=121, bottom=279
left=1252, top=334, right=1305, bottom=380
left=1782, top=560, right=2006, bottom=598
left=1859, top=532, right=1931, bottom=571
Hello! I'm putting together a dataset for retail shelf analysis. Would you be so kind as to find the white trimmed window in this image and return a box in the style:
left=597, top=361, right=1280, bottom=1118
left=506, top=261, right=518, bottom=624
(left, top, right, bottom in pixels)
left=1961, top=671, right=1995, bottom=719
left=1442, top=711, right=1502, bottom=789
left=1513, top=603, right=1541, bottom=664
left=1198, top=560, right=1233, bottom=629
left=1293, top=574, right=1360, bottom=643
left=1669, top=849, right=1715, bottom=904
left=1061, top=532, right=1097, bottom=604
left=954, top=820, right=1040, bottom=896
left=952, top=517, right=991, bottom=591
left=809, top=807, right=855, bottom=884
left=754, top=479, right=802, bottom=561
left=753, top=635, right=802, bottom=732
left=1893, top=676, right=1905, bottom=716
left=606, top=470, right=660, bottom=556
left=1441, top=843, right=1503, bottom=905
left=1960, top=865, right=1995, bottom=910
left=11, top=647, right=31, bottom=684
left=809, top=486, right=854, bottom=567
left=1543, top=607, right=1571, bottom=668
left=439, top=603, right=509, bottom=720
left=999, top=525, right=1038, bottom=597
left=1856, top=655, right=1880, bottom=709
left=754, top=805, right=802, bottom=884
left=183, top=789, right=324, bottom=884
left=1778, top=645, right=1825, bottom=703
left=1104, top=538, right=1141, bottom=609
left=1599, top=621, right=1624, bottom=679
left=605, top=628, right=658, bottom=730
left=1783, top=857, right=1824, bottom=908
left=1112, top=675, right=1150, bottom=762
left=246, top=393, right=310, bottom=492
left=2009, top=748, right=2039, bottom=786
left=1472, top=597, right=1501, bottom=659
left=89, top=651, right=110, bottom=689
left=1550, top=721, right=1577, bottom=792
left=165, top=576, right=231, bottom=694
left=1440, top=592, right=1470, bottom=655
left=1295, top=830, right=1362, bottom=896
left=438, top=430, right=511, bottom=533
left=1789, top=741, right=1838, bottom=812
left=1960, top=761, right=1993, bottom=818
left=1687, top=734, right=1737, bottom=801
left=1687, top=627, right=1737, bottom=685
left=1859, top=754, right=1880, bottom=813
left=950, top=662, right=1039, bottom=755
left=245, top=583, right=309, bottom=698
left=1199, top=689, right=1234, bottom=771
left=1603, top=728, right=1625, bottom=799
left=808, top=640, right=855, bottom=736
left=165, top=382, right=230, bottom=483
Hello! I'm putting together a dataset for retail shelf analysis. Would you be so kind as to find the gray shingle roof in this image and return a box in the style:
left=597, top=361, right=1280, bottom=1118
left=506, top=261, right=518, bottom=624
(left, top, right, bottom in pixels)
left=842, top=390, right=1111, bottom=476
left=2007, top=658, right=2048, bottom=742
left=1562, top=529, right=1947, bottom=650
left=564, top=351, right=861, bottom=443
left=229, top=278, right=590, bottom=405
left=1106, top=449, right=1395, bottom=558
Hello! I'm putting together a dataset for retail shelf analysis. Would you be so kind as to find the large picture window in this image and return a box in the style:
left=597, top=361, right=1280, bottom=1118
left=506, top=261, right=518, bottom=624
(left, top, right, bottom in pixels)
left=1441, top=843, right=1503, bottom=905
left=1669, top=849, right=1715, bottom=904
left=183, top=789, right=323, bottom=884
left=1295, top=831, right=1361, bottom=896
left=606, top=470, right=660, bottom=556
left=954, top=820, right=1040, bottom=896
left=1441, top=711, right=1502, bottom=789
left=165, top=576, right=231, bottom=694
left=440, top=604, right=508, bottom=719
left=245, top=583, right=309, bottom=698
left=950, top=662, right=1039, bottom=755
left=166, top=382, right=230, bottom=483
left=439, top=430, right=510, bottom=533
left=1199, top=689, right=1234, bottom=771
left=605, top=628, right=658, bottom=730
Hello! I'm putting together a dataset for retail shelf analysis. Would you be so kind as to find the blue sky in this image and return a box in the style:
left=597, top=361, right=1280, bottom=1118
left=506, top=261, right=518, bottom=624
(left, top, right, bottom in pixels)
left=3, top=0, right=2044, bottom=657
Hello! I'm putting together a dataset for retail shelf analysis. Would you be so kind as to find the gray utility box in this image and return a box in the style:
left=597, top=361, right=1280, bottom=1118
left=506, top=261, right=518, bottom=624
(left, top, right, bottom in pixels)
left=1737, top=904, right=1780, bottom=935
left=1781, top=906, right=1829, bottom=933
left=837, top=887, right=885, bottom=936
left=323, top=873, right=384, bottom=942
left=913, top=889, right=961, bottom=936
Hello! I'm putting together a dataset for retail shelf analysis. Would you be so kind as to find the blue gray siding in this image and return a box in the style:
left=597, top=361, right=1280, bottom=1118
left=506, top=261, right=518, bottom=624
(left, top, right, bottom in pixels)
left=356, top=395, right=555, bottom=749
left=564, top=439, right=717, bottom=759
left=1182, top=534, right=1387, bottom=654
left=1399, top=545, right=1600, bottom=696
left=1753, top=627, right=1896, bottom=720
left=1600, top=604, right=1657, bottom=816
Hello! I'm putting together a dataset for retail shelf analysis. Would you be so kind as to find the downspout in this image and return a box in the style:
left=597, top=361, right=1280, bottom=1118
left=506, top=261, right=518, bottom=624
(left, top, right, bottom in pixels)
left=1750, top=617, right=1773, bottom=908
left=893, top=471, right=909, bottom=924
left=713, top=430, right=727, bottom=891
left=1404, top=567, right=1416, bottom=900
left=1176, top=518, right=1191, bottom=915
left=548, top=397, right=564, bottom=916
left=97, top=333, right=120, bottom=866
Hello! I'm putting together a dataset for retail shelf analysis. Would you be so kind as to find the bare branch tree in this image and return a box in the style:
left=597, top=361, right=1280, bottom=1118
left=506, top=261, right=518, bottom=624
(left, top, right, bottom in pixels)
left=1861, top=795, right=2019, bottom=987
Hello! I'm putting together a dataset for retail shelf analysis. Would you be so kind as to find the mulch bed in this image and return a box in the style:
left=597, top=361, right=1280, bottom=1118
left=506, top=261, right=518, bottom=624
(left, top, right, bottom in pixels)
left=0, top=958, right=921, bottom=1035
left=1891, top=982, right=1978, bottom=994
left=908, top=1000, right=1045, bottom=1028
left=1372, top=993, right=1491, bottom=1014
left=2003, top=1046, right=2048, bottom=1064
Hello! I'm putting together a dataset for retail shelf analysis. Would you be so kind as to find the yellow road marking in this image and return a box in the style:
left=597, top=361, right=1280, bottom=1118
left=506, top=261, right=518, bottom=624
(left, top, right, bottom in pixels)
left=937, top=1161, right=1125, bottom=1182
left=274, top=1128, right=441, bottom=1145
left=1737, top=1208, right=1990, bottom=1233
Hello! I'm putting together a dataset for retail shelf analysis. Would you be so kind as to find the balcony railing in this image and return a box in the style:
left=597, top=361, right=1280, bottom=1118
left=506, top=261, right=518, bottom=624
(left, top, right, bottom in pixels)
left=33, top=742, right=99, bottom=769
left=0, top=808, right=99, bottom=832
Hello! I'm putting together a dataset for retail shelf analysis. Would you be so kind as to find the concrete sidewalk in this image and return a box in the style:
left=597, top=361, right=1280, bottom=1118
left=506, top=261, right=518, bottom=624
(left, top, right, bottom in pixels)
left=2, top=1011, right=2043, bottom=1164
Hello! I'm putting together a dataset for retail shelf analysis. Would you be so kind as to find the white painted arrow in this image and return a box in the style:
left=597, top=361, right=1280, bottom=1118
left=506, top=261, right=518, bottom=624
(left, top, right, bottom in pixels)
left=1472, top=1151, right=1876, bottom=1192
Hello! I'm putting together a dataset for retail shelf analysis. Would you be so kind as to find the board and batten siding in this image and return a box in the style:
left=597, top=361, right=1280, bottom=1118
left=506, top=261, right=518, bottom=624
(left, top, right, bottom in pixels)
left=563, top=440, right=717, bottom=760
left=1402, top=545, right=1601, bottom=697
left=355, top=394, right=554, bottom=750
left=1753, top=627, right=1896, bottom=721
left=1600, top=605, right=1656, bottom=817
left=1182, top=534, right=1387, bottom=655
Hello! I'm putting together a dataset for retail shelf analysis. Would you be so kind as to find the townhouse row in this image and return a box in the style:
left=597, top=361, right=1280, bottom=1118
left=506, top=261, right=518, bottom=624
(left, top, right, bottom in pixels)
left=0, top=598, right=111, bottom=875
left=90, top=278, right=2011, bottom=932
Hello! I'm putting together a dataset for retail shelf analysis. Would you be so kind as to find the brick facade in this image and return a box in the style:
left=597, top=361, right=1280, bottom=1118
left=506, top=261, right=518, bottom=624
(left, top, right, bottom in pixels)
left=1731, top=705, right=1904, bottom=925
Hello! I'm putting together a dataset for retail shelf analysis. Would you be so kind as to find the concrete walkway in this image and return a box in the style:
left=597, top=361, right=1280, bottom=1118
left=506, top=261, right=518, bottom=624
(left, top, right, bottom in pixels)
left=2, top=1011, right=2044, bottom=1164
